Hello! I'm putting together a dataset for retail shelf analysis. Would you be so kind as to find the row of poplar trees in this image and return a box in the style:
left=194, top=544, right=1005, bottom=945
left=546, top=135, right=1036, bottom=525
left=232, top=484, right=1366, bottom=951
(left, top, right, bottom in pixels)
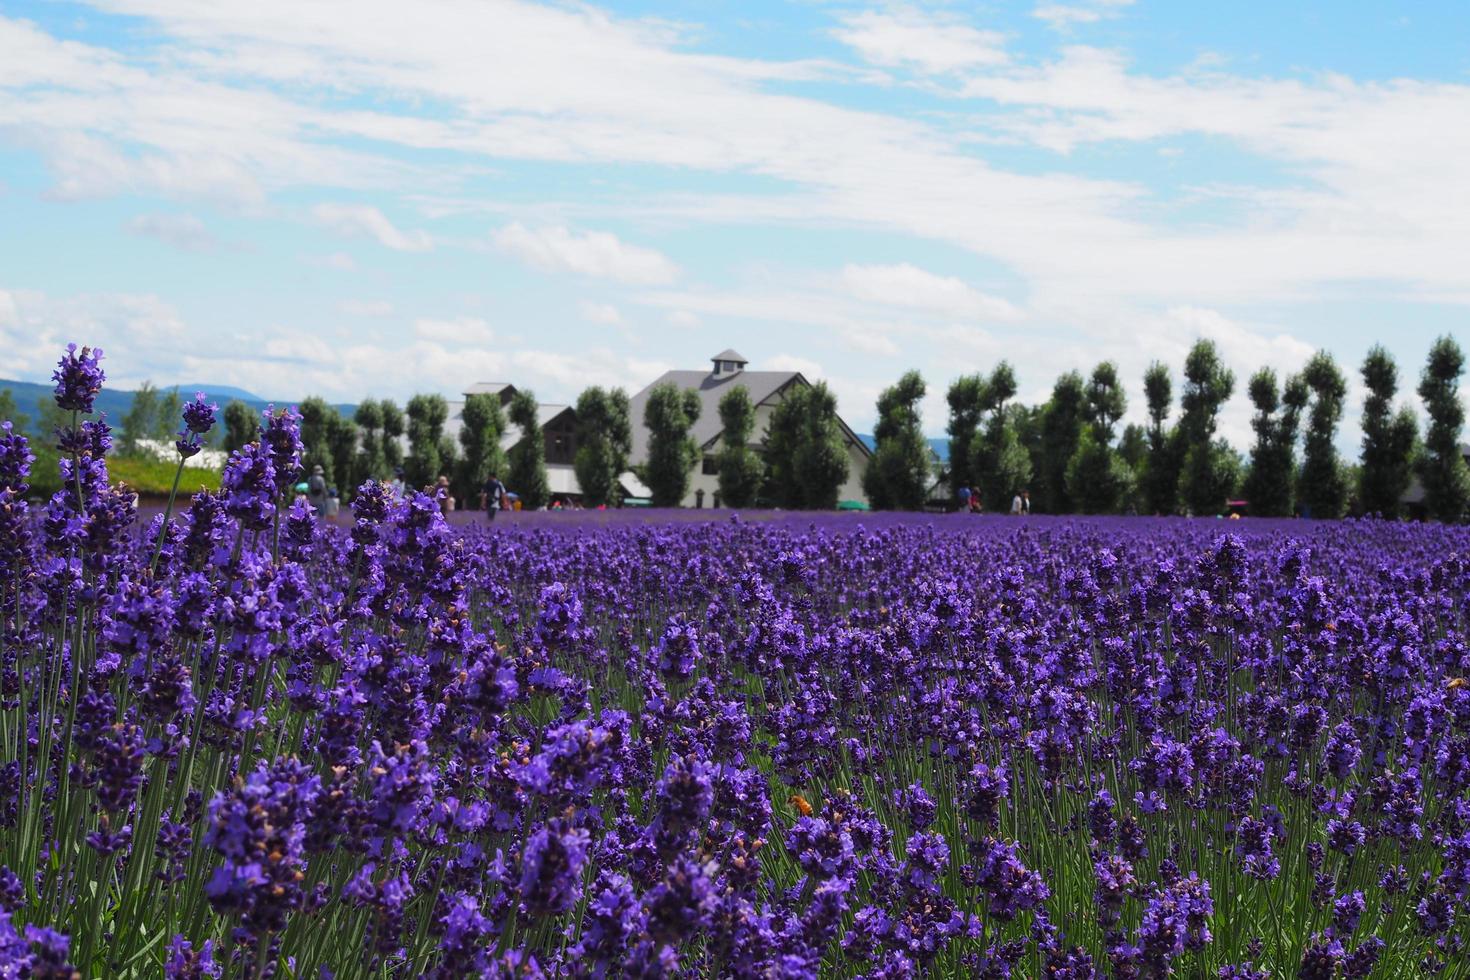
left=218, top=390, right=553, bottom=510
left=863, top=334, right=1470, bottom=521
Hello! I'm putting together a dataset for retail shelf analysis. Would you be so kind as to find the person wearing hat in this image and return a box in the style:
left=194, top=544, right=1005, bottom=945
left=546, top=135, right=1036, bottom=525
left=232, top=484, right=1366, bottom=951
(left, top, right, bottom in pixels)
left=307, top=464, right=329, bottom=516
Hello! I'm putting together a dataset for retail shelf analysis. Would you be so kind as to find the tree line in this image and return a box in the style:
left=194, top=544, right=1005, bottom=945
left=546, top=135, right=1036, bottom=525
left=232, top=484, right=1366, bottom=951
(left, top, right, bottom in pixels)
left=861, top=334, right=1470, bottom=521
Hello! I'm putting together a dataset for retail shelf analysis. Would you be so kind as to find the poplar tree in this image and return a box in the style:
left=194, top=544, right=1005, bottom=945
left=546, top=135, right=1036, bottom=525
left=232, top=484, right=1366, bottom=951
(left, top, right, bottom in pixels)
left=1358, top=346, right=1417, bottom=518
left=298, top=396, right=340, bottom=483
left=380, top=399, right=405, bottom=473
left=716, top=386, right=763, bottom=509
left=353, top=399, right=387, bottom=487
left=574, top=387, right=632, bottom=507
left=456, top=392, right=507, bottom=506
left=1037, top=371, right=1086, bottom=514
left=404, top=393, right=449, bottom=489
left=1298, top=351, right=1348, bottom=519
left=1066, top=361, right=1131, bottom=513
left=864, top=370, right=931, bottom=510
left=1417, top=335, right=1470, bottom=522
left=1178, top=340, right=1237, bottom=515
left=119, top=381, right=161, bottom=455
left=508, top=389, right=551, bottom=510
left=1242, top=368, right=1306, bottom=517
left=222, top=400, right=259, bottom=454
left=643, top=382, right=703, bottom=508
left=974, top=363, right=1030, bottom=512
left=1140, top=361, right=1179, bottom=515
left=765, top=383, right=848, bottom=509
left=945, top=374, right=987, bottom=499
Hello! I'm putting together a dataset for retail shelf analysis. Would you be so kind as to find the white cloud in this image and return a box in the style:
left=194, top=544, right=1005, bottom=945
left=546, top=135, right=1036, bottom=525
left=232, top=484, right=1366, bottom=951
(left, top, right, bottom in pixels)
left=667, top=310, right=700, bottom=328
left=414, top=316, right=494, bottom=346
left=767, top=353, right=824, bottom=379
left=493, top=223, right=678, bottom=285
left=338, top=299, right=393, bottom=317
left=1033, top=0, right=1134, bottom=31
left=0, top=288, right=190, bottom=385
left=312, top=203, right=432, bottom=252
left=834, top=7, right=1008, bottom=75
left=841, top=263, right=1021, bottom=321
left=579, top=300, right=624, bottom=325
left=126, top=212, right=218, bottom=251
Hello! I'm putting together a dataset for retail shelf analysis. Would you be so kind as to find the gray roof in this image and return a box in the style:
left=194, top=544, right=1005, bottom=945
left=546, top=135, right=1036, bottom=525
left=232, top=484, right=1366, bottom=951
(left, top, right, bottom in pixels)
left=497, top=404, right=572, bottom=450
left=464, top=382, right=515, bottom=398
left=712, top=349, right=747, bottom=363
left=628, top=369, right=872, bottom=464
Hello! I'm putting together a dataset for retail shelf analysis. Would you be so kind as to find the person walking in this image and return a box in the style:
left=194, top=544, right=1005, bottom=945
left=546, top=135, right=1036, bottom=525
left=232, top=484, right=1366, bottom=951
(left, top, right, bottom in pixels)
left=306, top=465, right=328, bottom=516
left=388, top=467, right=406, bottom=499
left=483, top=471, right=507, bottom=522
left=1010, top=490, right=1023, bottom=516
left=957, top=485, right=971, bottom=513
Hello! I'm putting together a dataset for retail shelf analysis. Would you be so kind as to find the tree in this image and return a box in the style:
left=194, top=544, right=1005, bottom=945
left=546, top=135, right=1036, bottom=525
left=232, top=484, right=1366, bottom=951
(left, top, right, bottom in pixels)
left=1118, top=424, right=1148, bottom=473
left=765, top=382, right=849, bottom=509
left=574, top=387, right=632, bottom=507
left=222, top=400, right=259, bottom=454
left=456, top=392, right=507, bottom=508
left=1036, top=371, right=1086, bottom=514
left=507, top=390, right=551, bottom=510
left=1358, top=346, right=1417, bottom=518
left=1066, top=361, right=1132, bottom=514
left=0, top=389, right=22, bottom=434
left=298, top=396, right=340, bottom=483
left=973, top=363, right=1029, bottom=511
left=1178, top=340, right=1236, bottom=515
left=716, top=385, right=763, bottom=509
left=405, top=394, right=449, bottom=489
left=154, top=388, right=183, bottom=441
left=352, top=399, right=387, bottom=488
left=1417, top=335, right=1470, bottom=522
left=945, top=375, right=987, bottom=499
left=864, top=370, right=930, bottom=510
left=380, top=399, right=405, bottom=474
left=1298, top=351, right=1349, bottom=519
left=1242, top=368, right=1306, bottom=517
left=1140, top=361, right=1179, bottom=515
left=326, top=414, right=358, bottom=497
left=119, top=381, right=161, bottom=455
left=642, top=383, right=703, bottom=508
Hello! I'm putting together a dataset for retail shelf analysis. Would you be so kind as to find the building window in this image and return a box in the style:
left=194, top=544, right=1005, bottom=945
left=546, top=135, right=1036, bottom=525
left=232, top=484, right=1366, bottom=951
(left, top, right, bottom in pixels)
left=701, top=456, right=719, bottom=475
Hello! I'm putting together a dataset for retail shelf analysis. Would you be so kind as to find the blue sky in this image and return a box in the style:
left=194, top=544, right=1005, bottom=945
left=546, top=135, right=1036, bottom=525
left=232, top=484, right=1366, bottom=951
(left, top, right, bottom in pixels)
left=1, top=0, right=1467, bottom=449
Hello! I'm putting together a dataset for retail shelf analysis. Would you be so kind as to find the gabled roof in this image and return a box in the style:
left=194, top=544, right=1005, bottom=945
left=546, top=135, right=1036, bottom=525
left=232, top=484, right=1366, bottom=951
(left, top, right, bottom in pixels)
left=628, top=369, right=871, bottom=464
left=464, top=382, right=515, bottom=398
left=498, top=404, right=572, bottom=450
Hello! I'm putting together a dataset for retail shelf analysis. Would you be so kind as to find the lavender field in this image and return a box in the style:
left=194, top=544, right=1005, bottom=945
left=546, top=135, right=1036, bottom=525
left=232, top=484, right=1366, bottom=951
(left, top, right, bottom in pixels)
left=2, top=350, right=1470, bottom=978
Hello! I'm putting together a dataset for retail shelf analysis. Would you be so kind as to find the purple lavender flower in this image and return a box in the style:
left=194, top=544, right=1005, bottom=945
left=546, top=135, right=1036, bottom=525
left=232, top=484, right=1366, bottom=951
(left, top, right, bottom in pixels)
left=519, top=819, right=591, bottom=917
left=221, top=441, right=277, bottom=531
left=51, top=343, right=104, bottom=413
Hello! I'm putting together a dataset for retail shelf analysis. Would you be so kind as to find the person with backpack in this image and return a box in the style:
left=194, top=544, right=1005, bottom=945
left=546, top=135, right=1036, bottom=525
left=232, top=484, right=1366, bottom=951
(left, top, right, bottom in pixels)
left=483, top=471, right=508, bottom=522
left=307, top=465, right=328, bottom=516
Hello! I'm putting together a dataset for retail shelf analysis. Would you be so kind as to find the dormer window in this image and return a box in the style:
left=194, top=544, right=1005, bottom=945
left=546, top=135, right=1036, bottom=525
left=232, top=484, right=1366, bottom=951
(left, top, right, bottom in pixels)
left=710, top=349, right=748, bottom=377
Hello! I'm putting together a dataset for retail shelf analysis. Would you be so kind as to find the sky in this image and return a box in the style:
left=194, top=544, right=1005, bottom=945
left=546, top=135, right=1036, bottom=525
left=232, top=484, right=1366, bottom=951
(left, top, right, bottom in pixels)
left=1, top=0, right=1467, bottom=450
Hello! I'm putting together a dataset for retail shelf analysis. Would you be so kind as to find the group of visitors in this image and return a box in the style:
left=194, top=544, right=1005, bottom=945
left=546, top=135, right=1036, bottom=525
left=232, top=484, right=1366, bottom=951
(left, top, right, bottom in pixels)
left=956, top=486, right=1031, bottom=515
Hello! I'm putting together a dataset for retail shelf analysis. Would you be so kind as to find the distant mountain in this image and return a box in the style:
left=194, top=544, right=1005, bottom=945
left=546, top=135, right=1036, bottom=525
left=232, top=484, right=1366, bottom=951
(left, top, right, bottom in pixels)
left=176, top=384, right=267, bottom=402
left=0, top=378, right=356, bottom=427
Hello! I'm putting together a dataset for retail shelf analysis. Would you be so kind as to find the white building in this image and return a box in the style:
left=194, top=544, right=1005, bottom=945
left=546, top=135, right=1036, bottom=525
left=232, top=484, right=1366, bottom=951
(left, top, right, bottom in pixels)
left=627, top=350, right=872, bottom=508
